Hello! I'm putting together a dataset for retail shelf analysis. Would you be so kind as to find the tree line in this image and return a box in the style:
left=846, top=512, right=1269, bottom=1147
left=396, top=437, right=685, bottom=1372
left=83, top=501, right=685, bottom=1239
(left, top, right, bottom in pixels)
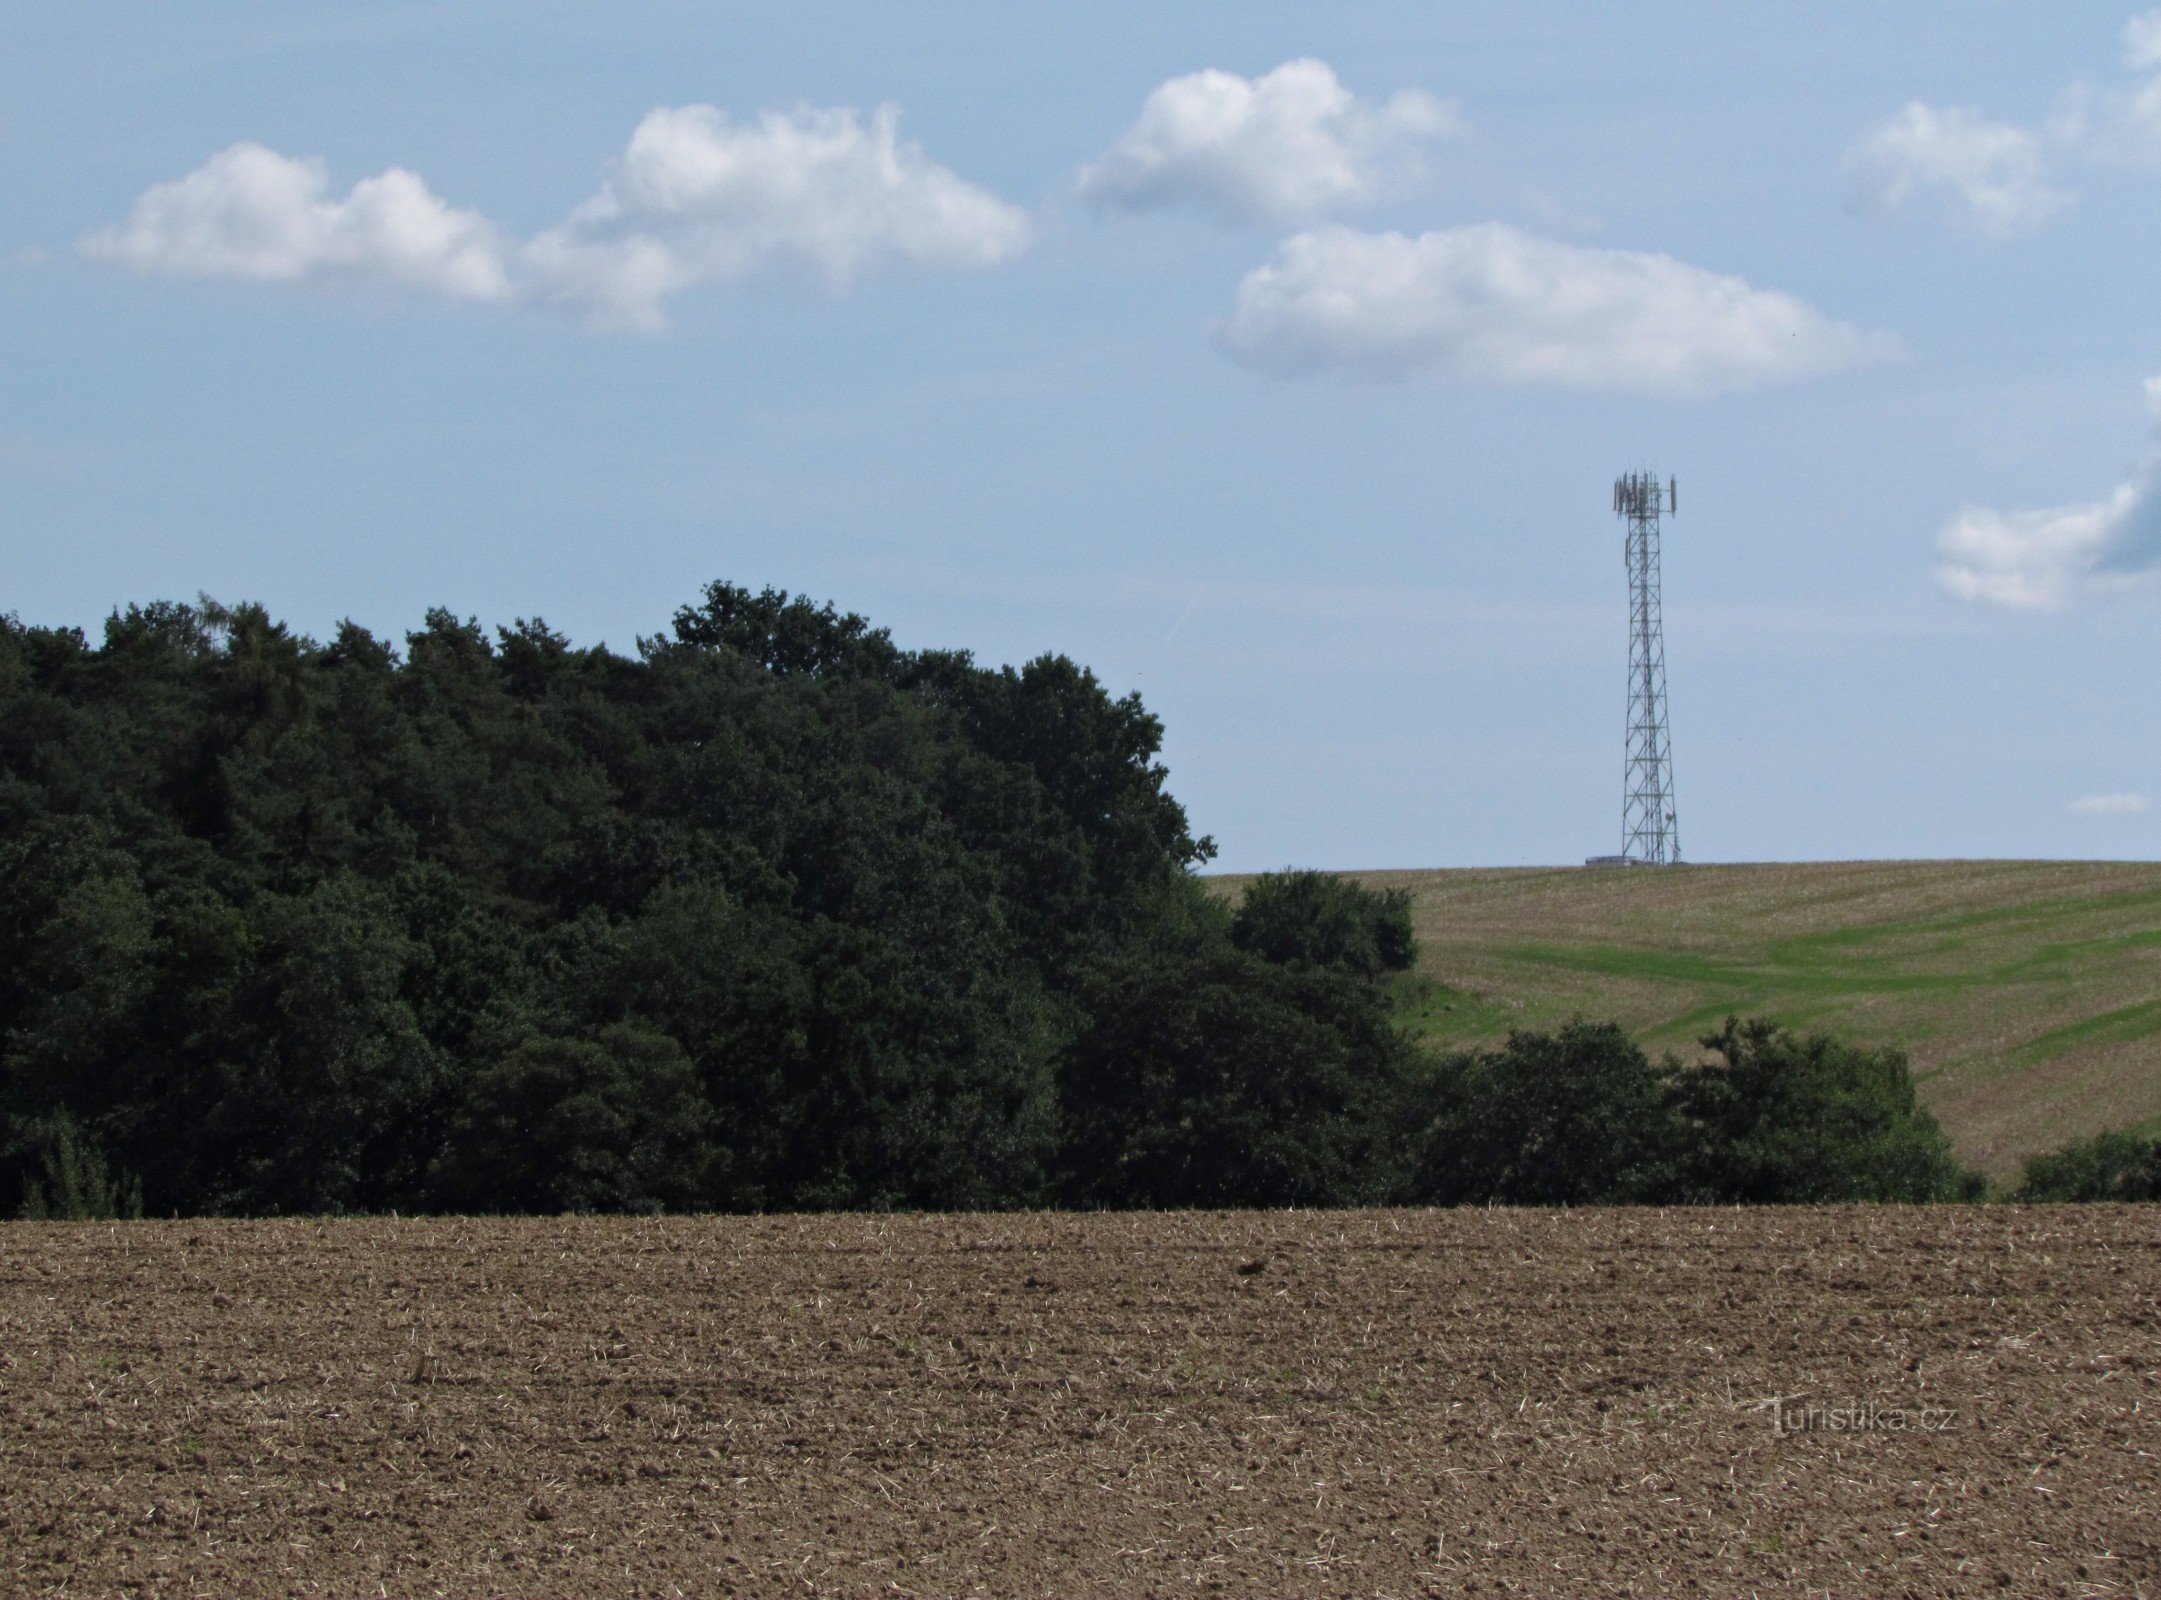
left=0, top=585, right=2138, bottom=1217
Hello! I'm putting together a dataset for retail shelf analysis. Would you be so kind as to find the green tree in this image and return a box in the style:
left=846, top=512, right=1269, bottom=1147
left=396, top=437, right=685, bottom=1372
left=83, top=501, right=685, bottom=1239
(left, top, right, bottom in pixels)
left=431, top=1027, right=713, bottom=1214
left=1231, top=870, right=1417, bottom=976
left=1670, top=1017, right=1979, bottom=1203
left=1407, top=1021, right=1679, bottom=1205
left=193, top=877, right=449, bottom=1213
left=0, top=582, right=1443, bottom=1216
left=2015, top=1129, right=2161, bottom=1201
left=1056, top=944, right=1416, bottom=1209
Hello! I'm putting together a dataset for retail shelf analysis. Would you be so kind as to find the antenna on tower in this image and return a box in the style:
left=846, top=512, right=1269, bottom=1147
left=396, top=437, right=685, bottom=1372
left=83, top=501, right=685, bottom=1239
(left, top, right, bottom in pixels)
left=1612, top=470, right=1681, bottom=865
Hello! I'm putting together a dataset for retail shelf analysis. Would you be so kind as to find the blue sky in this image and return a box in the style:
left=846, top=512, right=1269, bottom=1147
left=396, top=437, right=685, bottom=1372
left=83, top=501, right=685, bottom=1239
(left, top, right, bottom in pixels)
left=5, top=2, right=2161, bottom=870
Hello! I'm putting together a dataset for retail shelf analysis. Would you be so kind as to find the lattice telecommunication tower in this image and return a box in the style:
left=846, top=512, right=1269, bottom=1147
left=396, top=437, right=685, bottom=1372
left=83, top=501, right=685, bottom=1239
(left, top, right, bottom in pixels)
left=1612, top=472, right=1681, bottom=864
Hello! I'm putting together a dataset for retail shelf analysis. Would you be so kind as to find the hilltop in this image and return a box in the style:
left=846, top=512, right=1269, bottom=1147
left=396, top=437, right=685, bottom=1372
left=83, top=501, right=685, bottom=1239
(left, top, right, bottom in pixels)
left=1222, top=860, right=2161, bottom=1177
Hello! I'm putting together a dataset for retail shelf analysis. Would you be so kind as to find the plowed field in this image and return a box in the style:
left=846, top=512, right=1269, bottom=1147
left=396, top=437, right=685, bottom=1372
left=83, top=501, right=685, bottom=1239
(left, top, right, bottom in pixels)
left=4, top=1208, right=2158, bottom=1597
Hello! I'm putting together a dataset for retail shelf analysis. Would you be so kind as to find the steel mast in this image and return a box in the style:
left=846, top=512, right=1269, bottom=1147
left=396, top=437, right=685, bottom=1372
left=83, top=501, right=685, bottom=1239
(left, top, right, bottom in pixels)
left=1613, top=471, right=1680, bottom=865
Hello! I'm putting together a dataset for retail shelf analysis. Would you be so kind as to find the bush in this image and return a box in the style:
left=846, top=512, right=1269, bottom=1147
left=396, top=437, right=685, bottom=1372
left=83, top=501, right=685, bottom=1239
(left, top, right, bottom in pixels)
left=1669, top=1017, right=1981, bottom=1203
left=1231, top=871, right=1417, bottom=976
left=1407, top=1021, right=1679, bottom=1205
left=10, top=1114, right=142, bottom=1220
left=2015, top=1129, right=2161, bottom=1201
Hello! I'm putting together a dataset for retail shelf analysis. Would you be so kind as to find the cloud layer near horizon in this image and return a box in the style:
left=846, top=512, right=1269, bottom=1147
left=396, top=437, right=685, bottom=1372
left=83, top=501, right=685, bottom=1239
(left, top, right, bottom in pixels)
left=84, top=105, right=1033, bottom=328
left=2069, top=792, right=2153, bottom=814
left=1077, top=59, right=1456, bottom=226
left=1218, top=224, right=1894, bottom=394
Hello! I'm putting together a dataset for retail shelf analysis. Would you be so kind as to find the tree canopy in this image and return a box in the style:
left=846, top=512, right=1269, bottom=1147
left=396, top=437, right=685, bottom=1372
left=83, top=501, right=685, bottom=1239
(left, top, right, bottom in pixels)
left=2, top=585, right=1428, bottom=1215
left=0, top=584, right=1998, bottom=1216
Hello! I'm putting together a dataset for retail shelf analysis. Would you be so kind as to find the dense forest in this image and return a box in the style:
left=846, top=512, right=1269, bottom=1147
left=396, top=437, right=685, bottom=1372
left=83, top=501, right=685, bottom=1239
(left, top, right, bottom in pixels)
left=0, top=585, right=2002, bottom=1216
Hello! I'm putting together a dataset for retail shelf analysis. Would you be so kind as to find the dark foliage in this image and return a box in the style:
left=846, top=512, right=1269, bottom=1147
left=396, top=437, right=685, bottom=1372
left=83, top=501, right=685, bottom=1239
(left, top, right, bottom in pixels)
left=1403, top=1015, right=1981, bottom=1206
left=430, top=1027, right=714, bottom=1215
left=0, top=584, right=2017, bottom=1215
left=1666, top=1018, right=1981, bottom=1203
left=1409, top=1021, right=1677, bottom=1205
left=1231, top=870, right=1416, bottom=976
left=2, top=585, right=1442, bottom=1216
left=2016, top=1130, right=2161, bottom=1202
left=1058, top=943, right=1417, bottom=1208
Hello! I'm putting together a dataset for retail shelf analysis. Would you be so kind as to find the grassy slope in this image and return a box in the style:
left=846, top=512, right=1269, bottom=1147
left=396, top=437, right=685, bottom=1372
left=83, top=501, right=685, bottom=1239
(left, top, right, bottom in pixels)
left=1219, top=860, right=2161, bottom=1178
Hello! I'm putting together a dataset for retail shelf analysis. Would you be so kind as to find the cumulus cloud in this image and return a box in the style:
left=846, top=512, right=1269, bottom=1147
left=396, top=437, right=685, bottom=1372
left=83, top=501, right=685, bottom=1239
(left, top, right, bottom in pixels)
left=1077, top=59, right=1457, bottom=226
left=2069, top=792, right=2152, bottom=814
left=1851, top=14, right=2161, bottom=231
left=1936, top=484, right=2158, bottom=607
left=83, top=104, right=1031, bottom=328
left=1845, top=103, right=2070, bottom=236
left=83, top=142, right=512, bottom=300
left=529, top=104, right=1033, bottom=328
left=1217, top=224, right=1892, bottom=394
left=1936, top=379, right=2161, bottom=609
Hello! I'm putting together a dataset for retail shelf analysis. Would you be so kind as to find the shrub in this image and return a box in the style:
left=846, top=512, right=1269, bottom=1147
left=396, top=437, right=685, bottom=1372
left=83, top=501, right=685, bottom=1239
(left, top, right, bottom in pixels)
left=1670, top=1017, right=1981, bottom=1203
left=11, top=1114, right=143, bottom=1220
left=1231, top=871, right=1417, bottom=976
left=430, top=1027, right=713, bottom=1214
left=1407, top=1021, right=1680, bottom=1205
left=2015, top=1129, right=2161, bottom=1201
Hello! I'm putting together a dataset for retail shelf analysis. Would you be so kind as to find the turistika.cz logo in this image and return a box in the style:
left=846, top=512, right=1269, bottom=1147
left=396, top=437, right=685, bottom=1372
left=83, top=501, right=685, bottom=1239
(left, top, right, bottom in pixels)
left=1767, top=1397, right=1959, bottom=1435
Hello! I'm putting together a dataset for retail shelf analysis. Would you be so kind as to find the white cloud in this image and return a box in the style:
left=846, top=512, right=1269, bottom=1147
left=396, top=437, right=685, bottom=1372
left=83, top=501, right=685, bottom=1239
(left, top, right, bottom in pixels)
left=1851, top=17, right=2161, bottom=232
left=2038, top=19, right=2161, bottom=163
left=83, top=105, right=1031, bottom=329
left=1845, top=103, right=2071, bottom=236
left=1217, top=224, right=1893, bottom=394
left=1936, top=483, right=2154, bottom=608
left=2047, top=13, right=2161, bottom=169
left=1937, top=378, right=2161, bottom=609
left=530, top=104, right=1033, bottom=328
left=83, top=142, right=513, bottom=300
left=1077, top=59, right=1457, bottom=226
left=2069, top=792, right=2152, bottom=814
left=2126, top=11, right=2161, bottom=70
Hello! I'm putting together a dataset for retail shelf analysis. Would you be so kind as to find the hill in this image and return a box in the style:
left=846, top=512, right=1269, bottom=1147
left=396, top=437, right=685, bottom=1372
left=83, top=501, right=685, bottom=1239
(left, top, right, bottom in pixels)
left=1222, top=861, right=2161, bottom=1177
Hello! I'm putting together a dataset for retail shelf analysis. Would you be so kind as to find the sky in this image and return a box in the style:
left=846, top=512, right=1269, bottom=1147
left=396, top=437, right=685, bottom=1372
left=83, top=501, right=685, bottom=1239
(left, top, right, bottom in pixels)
left=5, top=1, right=2161, bottom=872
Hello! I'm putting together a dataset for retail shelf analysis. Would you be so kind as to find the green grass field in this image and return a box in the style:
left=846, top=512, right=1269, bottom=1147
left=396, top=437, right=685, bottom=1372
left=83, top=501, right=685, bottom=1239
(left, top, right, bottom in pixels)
left=1220, top=861, right=2161, bottom=1178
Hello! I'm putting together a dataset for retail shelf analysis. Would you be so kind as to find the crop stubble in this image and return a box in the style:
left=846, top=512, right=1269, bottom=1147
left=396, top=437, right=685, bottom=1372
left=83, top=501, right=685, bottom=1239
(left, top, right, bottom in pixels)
left=2, top=1207, right=2157, bottom=1597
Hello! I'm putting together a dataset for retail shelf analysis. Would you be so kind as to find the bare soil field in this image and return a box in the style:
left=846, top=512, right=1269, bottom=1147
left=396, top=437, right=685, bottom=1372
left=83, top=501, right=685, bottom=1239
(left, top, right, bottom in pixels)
left=3, top=1208, right=2157, bottom=1598
left=1219, top=861, right=2161, bottom=1176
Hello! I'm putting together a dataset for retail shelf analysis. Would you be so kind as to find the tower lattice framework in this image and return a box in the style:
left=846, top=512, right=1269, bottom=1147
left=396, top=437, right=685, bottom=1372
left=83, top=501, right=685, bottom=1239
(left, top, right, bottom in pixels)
left=1614, top=472, right=1680, bottom=864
